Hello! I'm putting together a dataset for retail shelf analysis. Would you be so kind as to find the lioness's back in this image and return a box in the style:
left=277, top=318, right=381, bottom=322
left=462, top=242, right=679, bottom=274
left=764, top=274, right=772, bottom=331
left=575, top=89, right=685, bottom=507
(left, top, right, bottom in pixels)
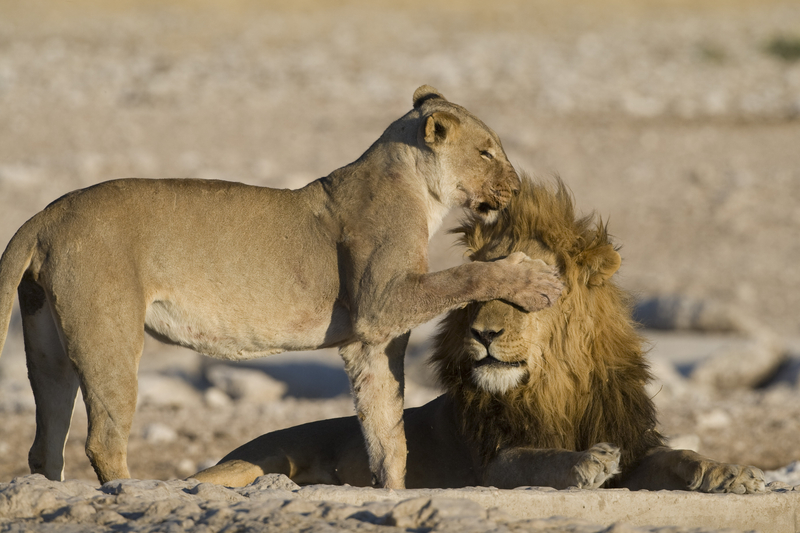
left=27, top=178, right=348, bottom=358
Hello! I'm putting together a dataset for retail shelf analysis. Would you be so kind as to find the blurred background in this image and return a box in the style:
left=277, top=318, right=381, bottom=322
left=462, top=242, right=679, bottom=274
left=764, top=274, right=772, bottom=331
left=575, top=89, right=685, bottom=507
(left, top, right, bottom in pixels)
left=1, top=0, right=799, bottom=483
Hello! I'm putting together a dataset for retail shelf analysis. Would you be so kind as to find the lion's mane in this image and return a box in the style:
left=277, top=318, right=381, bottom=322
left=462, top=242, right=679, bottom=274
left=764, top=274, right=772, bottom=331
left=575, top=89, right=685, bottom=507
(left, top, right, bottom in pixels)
left=430, top=175, right=665, bottom=476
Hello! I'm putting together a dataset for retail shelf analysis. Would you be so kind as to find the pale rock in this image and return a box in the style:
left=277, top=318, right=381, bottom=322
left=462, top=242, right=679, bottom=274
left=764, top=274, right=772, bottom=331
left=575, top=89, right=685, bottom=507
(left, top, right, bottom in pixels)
left=186, top=482, right=246, bottom=502
left=63, top=502, right=97, bottom=520
left=100, top=478, right=195, bottom=503
left=2, top=475, right=800, bottom=531
left=205, top=365, right=287, bottom=402
left=176, top=458, right=197, bottom=478
left=695, top=408, right=732, bottom=430
left=142, top=422, right=179, bottom=444
left=242, top=474, right=300, bottom=493
left=137, top=373, right=203, bottom=408
left=203, top=386, right=233, bottom=408
left=281, top=498, right=321, bottom=514
left=93, top=509, right=128, bottom=525
left=0, top=475, right=98, bottom=519
left=691, top=335, right=786, bottom=390
left=634, top=296, right=754, bottom=333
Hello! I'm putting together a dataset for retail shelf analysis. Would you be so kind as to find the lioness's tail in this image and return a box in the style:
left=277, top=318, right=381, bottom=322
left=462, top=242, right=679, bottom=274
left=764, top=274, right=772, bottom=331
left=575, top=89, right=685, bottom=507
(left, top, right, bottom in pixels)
left=0, top=217, right=38, bottom=359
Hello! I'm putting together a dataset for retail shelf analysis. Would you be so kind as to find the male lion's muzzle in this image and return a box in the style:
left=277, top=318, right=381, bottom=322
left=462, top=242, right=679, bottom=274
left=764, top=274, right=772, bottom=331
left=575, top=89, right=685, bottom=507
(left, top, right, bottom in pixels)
left=476, top=169, right=520, bottom=213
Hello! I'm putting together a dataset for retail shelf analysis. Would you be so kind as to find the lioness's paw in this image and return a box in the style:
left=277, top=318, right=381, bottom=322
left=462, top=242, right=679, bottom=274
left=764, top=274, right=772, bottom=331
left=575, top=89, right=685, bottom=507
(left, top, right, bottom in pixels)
left=690, top=462, right=766, bottom=494
left=569, top=443, right=621, bottom=489
left=498, top=255, right=563, bottom=312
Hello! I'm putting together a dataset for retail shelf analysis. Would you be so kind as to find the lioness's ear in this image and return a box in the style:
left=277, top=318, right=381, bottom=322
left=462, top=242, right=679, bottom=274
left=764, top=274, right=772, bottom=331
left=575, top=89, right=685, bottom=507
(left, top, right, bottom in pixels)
left=580, top=244, right=621, bottom=287
left=413, top=85, right=446, bottom=108
left=422, top=112, right=461, bottom=145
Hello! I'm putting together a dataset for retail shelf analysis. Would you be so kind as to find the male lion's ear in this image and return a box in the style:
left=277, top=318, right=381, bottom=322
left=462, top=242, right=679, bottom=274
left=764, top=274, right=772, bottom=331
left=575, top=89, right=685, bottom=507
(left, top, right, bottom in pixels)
left=413, top=85, right=446, bottom=108
left=422, top=112, right=461, bottom=145
left=580, top=244, right=621, bottom=287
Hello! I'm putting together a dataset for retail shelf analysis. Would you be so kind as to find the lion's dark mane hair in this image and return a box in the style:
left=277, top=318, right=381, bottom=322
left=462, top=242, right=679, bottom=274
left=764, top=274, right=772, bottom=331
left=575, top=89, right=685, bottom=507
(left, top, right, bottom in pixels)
left=430, top=175, right=665, bottom=479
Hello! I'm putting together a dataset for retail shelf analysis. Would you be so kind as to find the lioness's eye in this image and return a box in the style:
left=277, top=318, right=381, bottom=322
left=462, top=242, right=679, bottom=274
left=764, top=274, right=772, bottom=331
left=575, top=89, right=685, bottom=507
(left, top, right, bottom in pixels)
left=480, top=150, right=494, bottom=160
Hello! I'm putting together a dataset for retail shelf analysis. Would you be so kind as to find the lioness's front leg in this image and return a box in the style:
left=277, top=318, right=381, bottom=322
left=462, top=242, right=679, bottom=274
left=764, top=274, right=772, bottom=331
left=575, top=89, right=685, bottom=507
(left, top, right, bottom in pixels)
left=623, top=447, right=766, bottom=493
left=352, top=254, right=563, bottom=345
left=339, top=333, right=409, bottom=489
left=482, top=444, right=621, bottom=489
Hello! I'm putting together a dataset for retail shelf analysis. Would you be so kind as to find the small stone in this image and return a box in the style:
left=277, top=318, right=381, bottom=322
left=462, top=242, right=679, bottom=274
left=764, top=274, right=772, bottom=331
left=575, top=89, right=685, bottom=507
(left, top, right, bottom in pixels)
left=65, top=503, right=97, bottom=520
left=142, top=422, right=179, bottom=444
left=93, top=509, right=128, bottom=525
left=695, top=408, right=731, bottom=430
left=280, top=498, right=321, bottom=515
left=177, top=458, right=197, bottom=478
left=203, top=386, right=233, bottom=408
left=137, top=374, right=203, bottom=408
left=186, top=482, right=246, bottom=502
left=205, top=365, right=287, bottom=402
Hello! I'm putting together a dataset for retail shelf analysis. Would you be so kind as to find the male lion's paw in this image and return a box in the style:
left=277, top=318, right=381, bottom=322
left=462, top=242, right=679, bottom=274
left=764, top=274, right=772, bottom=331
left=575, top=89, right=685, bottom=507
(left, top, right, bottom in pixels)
left=690, top=462, right=766, bottom=494
left=569, top=443, right=621, bottom=489
left=498, top=254, right=563, bottom=312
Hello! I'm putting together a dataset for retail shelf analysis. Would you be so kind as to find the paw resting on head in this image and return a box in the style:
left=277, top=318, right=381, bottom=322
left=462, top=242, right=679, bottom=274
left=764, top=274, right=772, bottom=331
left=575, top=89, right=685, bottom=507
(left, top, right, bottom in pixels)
left=499, top=252, right=563, bottom=312
left=569, top=443, right=621, bottom=489
left=690, top=462, right=766, bottom=494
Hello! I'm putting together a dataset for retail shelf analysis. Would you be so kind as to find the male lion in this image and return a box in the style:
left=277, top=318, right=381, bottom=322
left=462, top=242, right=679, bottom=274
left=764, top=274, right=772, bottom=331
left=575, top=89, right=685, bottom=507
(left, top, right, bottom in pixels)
left=0, top=86, right=562, bottom=488
left=193, top=175, right=765, bottom=494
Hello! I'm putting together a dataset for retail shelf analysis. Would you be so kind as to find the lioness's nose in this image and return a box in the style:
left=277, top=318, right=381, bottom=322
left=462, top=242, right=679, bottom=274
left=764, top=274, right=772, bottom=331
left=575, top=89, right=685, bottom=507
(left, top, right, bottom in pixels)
left=471, top=327, right=504, bottom=348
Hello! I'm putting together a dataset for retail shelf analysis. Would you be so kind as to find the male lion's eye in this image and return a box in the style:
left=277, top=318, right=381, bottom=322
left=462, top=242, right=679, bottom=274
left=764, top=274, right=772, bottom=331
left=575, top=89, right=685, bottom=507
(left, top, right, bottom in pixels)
left=480, top=150, right=494, bottom=160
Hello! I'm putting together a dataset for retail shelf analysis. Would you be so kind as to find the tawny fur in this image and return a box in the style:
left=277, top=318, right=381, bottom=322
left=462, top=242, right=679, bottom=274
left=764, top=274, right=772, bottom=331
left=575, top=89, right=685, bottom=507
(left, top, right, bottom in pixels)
left=0, top=87, right=563, bottom=488
left=433, top=176, right=661, bottom=474
left=193, top=175, right=765, bottom=494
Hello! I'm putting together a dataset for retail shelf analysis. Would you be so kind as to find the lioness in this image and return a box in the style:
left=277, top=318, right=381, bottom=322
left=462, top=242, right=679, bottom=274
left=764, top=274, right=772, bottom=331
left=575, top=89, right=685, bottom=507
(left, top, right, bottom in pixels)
left=0, top=87, right=562, bottom=488
left=192, top=176, right=765, bottom=494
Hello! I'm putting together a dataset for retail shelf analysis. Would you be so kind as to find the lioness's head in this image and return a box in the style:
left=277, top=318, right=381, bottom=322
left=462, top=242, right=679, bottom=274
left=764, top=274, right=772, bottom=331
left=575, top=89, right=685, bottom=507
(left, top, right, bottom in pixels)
left=409, top=85, right=519, bottom=222
left=432, top=175, right=643, bottom=399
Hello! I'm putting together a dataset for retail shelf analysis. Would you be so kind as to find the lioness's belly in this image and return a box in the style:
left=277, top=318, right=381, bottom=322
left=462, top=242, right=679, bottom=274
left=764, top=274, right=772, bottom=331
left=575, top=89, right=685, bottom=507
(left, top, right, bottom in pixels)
left=144, top=298, right=354, bottom=360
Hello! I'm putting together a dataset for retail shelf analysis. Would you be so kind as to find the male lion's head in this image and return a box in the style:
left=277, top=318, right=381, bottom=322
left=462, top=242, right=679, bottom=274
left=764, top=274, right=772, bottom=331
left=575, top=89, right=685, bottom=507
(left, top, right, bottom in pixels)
left=430, top=175, right=659, bottom=465
left=409, top=85, right=520, bottom=223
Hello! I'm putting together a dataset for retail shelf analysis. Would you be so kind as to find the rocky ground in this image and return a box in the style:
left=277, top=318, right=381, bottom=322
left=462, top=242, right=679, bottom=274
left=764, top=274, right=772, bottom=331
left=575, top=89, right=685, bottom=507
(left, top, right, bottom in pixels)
left=1, top=0, right=800, bottom=531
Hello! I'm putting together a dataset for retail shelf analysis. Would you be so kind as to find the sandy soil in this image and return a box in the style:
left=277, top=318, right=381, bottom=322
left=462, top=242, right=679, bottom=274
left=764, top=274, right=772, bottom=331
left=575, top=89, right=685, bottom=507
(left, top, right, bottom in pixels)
left=1, top=0, right=800, bottom=529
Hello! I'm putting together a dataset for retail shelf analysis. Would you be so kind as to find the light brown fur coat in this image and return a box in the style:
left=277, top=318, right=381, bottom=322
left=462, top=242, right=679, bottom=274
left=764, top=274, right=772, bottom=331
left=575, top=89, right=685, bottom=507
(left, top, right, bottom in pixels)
left=193, top=176, right=765, bottom=494
left=0, top=87, right=562, bottom=488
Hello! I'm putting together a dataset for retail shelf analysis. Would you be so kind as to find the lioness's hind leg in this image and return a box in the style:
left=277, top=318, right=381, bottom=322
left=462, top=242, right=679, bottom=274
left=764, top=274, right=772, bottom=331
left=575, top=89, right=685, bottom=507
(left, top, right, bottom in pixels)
left=55, top=291, right=146, bottom=483
left=20, top=279, right=80, bottom=481
left=78, top=336, right=142, bottom=484
left=569, top=443, right=621, bottom=489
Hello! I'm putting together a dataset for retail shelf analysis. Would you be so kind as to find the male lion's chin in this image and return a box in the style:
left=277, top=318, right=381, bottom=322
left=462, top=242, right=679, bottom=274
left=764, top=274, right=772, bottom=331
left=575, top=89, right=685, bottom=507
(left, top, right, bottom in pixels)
left=475, top=208, right=500, bottom=224
left=466, top=198, right=502, bottom=223
left=471, top=366, right=525, bottom=395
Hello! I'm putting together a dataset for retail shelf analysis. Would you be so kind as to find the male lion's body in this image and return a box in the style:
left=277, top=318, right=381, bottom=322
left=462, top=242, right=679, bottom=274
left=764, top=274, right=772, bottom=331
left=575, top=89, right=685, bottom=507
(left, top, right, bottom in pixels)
left=193, top=176, right=765, bottom=494
left=0, top=87, right=562, bottom=488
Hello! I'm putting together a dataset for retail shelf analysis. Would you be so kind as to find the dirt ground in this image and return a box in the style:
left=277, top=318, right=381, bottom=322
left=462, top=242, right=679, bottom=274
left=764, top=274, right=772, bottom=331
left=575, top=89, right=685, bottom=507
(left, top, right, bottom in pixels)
left=1, top=0, right=799, bottom=487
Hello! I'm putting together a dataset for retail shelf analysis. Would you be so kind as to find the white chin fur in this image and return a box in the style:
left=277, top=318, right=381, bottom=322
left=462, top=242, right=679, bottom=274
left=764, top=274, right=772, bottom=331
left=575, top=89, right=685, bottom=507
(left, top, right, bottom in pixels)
left=477, top=209, right=500, bottom=224
left=471, top=366, right=525, bottom=394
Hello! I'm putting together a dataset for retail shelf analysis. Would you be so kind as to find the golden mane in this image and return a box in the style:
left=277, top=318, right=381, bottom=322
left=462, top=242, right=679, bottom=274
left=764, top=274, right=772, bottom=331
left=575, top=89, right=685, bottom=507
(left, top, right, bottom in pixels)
left=430, top=175, right=665, bottom=475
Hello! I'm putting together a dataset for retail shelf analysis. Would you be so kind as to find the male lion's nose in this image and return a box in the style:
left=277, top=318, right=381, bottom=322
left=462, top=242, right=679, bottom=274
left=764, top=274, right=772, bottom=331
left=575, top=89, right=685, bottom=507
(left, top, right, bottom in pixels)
left=471, top=327, right=504, bottom=348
